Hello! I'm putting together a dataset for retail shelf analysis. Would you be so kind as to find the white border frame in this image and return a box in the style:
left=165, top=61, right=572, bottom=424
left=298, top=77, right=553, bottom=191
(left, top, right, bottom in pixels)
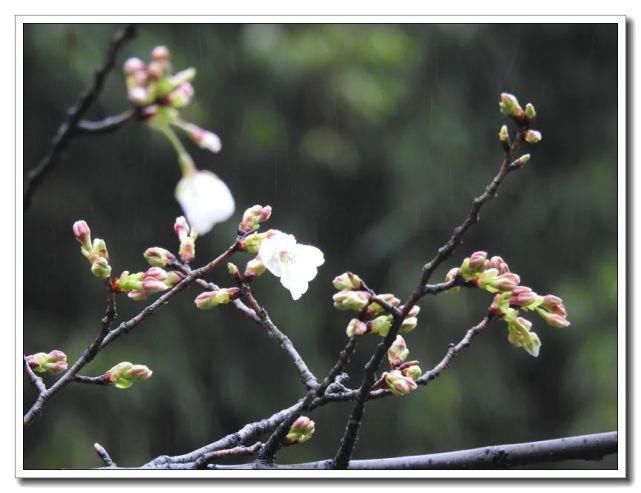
left=15, top=15, right=627, bottom=479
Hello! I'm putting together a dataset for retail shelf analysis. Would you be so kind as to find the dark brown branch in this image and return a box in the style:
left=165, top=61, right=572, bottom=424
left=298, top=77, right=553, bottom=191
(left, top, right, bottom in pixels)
left=23, top=24, right=137, bottom=209
left=74, top=375, right=109, bottom=385
left=208, top=432, right=618, bottom=470
left=76, top=109, right=136, bottom=134
left=241, top=284, right=319, bottom=391
left=94, top=442, right=116, bottom=467
left=23, top=357, right=46, bottom=394
left=331, top=130, right=528, bottom=470
left=256, top=337, right=358, bottom=464
left=24, top=281, right=117, bottom=426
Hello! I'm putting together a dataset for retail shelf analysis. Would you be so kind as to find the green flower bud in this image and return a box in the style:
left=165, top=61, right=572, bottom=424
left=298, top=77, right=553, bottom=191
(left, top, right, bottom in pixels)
left=238, top=232, right=264, bottom=254
left=400, top=317, right=418, bottom=333
left=525, top=130, right=542, bottom=144
left=194, top=288, right=241, bottom=309
left=401, top=364, right=422, bottom=381
left=499, top=92, right=524, bottom=119
left=144, top=247, right=176, bottom=268
left=525, top=103, right=536, bottom=120
left=332, top=272, right=363, bottom=291
left=388, top=335, right=409, bottom=367
left=238, top=205, right=272, bottom=234
left=511, top=154, right=531, bottom=169
left=104, top=362, right=153, bottom=389
left=283, top=416, right=315, bottom=445
left=346, top=318, right=367, bottom=337
left=384, top=370, right=417, bottom=396
left=243, top=258, right=266, bottom=280
left=368, top=314, right=393, bottom=337
left=91, top=257, right=112, bottom=279
left=27, top=350, right=68, bottom=374
left=332, top=290, right=370, bottom=311
left=498, top=125, right=509, bottom=143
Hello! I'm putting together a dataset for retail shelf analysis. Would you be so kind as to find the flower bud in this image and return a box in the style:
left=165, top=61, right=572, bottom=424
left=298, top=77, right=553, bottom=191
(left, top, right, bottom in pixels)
left=507, top=317, right=541, bottom=357
left=365, top=293, right=401, bottom=318
left=144, top=247, right=177, bottom=268
left=509, top=286, right=542, bottom=309
left=91, top=257, right=112, bottom=279
left=182, top=122, right=222, bottom=153
left=27, top=350, right=68, bottom=374
left=174, top=216, right=191, bottom=241
left=468, top=251, right=488, bottom=270
left=166, top=83, right=194, bottom=108
left=170, top=68, right=197, bottom=87
left=104, top=362, right=153, bottom=389
left=238, top=232, right=264, bottom=254
left=525, top=103, right=536, bottom=120
left=499, top=92, right=524, bottom=119
left=194, top=288, right=241, bottom=309
left=368, top=314, right=393, bottom=337
left=332, top=290, right=370, bottom=311
left=243, top=258, right=266, bottom=280
left=346, top=318, right=367, bottom=337
left=498, top=125, right=509, bottom=143
left=487, top=255, right=510, bottom=274
left=400, top=317, right=418, bottom=333
left=123, top=57, right=145, bottom=75
left=525, top=130, right=542, bottom=144
left=445, top=267, right=460, bottom=283
left=332, top=272, right=363, bottom=291
left=540, top=294, right=568, bottom=317
left=179, top=236, right=196, bottom=263
left=535, top=308, right=571, bottom=328
left=239, top=205, right=273, bottom=233
left=477, top=269, right=519, bottom=293
left=116, top=271, right=144, bottom=292
left=91, top=238, right=109, bottom=261
left=165, top=271, right=183, bottom=287
left=384, top=370, right=417, bottom=396
left=388, top=335, right=409, bottom=367
left=401, top=364, right=422, bottom=381
left=283, top=416, right=315, bottom=445
left=511, top=154, right=531, bottom=169
left=151, top=45, right=171, bottom=62
left=227, top=262, right=241, bottom=279
left=72, top=220, right=92, bottom=250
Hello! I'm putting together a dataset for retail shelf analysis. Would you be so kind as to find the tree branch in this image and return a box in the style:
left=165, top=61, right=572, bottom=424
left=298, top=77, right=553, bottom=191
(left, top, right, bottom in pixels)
left=23, top=24, right=137, bottom=209
left=207, top=432, right=618, bottom=470
left=94, top=442, right=116, bottom=468
left=23, top=357, right=46, bottom=394
left=331, top=130, right=528, bottom=469
left=23, top=281, right=117, bottom=426
left=76, top=109, right=136, bottom=134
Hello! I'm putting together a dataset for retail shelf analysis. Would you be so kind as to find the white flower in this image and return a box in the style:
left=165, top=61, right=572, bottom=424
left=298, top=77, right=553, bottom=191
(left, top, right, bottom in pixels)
left=257, top=231, right=324, bottom=300
left=175, top=170, right=235, bottom=235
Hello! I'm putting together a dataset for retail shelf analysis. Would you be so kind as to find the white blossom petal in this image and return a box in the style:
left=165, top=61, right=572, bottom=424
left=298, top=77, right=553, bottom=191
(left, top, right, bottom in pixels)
left=175, top=170, right=235, bottom=235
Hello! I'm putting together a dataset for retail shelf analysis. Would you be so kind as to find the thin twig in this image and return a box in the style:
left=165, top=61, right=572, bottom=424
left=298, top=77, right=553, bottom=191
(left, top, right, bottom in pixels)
left=241, top=284, right=319, bottom=390
left=24, top=24, right=137, bottom=209
left=23, top=357, right=47, bottom=394
left=330, top=130, right=528, bottom=469
left=94, top=442, right=116, bottom=467
left=74, top=375, right=109, bottom=385
left=208, top=432, right=618, bottom=470
left=23, top=281, right=117, bottom=426
left=76, top=109, right=136, bottom=134
left=193, top=442, right=263, bottom=470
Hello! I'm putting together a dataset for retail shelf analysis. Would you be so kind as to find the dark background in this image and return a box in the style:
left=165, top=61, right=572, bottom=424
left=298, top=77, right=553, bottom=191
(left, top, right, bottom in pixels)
left=23, top=23, right=618, bottom=469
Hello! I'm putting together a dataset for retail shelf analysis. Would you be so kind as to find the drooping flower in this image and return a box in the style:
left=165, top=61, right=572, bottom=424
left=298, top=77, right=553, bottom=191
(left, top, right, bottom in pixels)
left=256, top=231, right=324, bottom=300
left=175, top=170, right=235, bottom=235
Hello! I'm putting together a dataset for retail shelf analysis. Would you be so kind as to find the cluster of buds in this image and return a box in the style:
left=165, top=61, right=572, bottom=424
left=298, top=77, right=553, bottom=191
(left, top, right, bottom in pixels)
left=282, top=416, right=315, bottom=445
left=26, top=350, right=68, bottom=374
left=332, top=273, right=420, bottom=337
left=123, top=46, right=222, bottom=154
left=73, top=220, right=112, bottom=279
left=498, top=93, right=541, bottom=165
left=194, top=287, right=241, bottom=310
left=115, top=267, right=182, bottom=301
left=103, top=362, right=153, bottom=389
left=448, top=251, right=570, bottom=357
left=238, top=205, right=272, bottom=234
left=174, top=216, right=197, bottom=263
left=381, top=336, right=422, bottom=396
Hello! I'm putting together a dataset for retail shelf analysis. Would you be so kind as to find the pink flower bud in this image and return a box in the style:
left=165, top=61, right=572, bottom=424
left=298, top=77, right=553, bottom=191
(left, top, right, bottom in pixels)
left=367, top=314, right=393, bottom=337
left=243, top=258, right=266, bottom=280
left=509, top=286, right=541, bottom=307
left=104, top=362, right=152, bottom=389
left=384, top=370, right=417, bottom=396
left=174, top=216, right=191, bottom=241
left=144, top=247, right=177, bottom=268
left=239, top=205, right=273, bottom=233
left=346, top=318, right=367, bottom=337
left=333, top=290, right=371, bottom=311
left=128, top=87, right=148, bottom=105
left=72, top=220, right=92, bottom=250
left=492, top=272, right=520, bottom=292
left=388, top=335, right=409, bottom=367
left=283, top=416, right=315, bottom=444
left=445, top=267, right=460, bottom=283
left=487, top=255, right=510, bottom=274
left=123, top=57, right=145, bottom=75
left=536, top=308, right=571, bottom=328
left=167, top=83, right=194, bottom=108
left=468, top=251, right=488, bottom=270
left=151, top=45, right=171, bottom=62
left=540, top=294, right=568, bottom=317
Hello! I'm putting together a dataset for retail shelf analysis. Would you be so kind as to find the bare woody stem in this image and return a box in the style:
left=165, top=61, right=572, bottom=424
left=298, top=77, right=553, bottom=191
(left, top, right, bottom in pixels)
left=207, top=432, right=617, bottom=470
left=24, top=239, right=240, bottom=427
left=241, top=284, right=319, bottom=390
left=76, top=109, right=137, bottom=134
left=23, top=24, right=137, bottom=209
left=24, top=281, right=117, bottom=426
left=331, top=130, right=527, bottom=470
left=193, top=442, right=263, bottom=470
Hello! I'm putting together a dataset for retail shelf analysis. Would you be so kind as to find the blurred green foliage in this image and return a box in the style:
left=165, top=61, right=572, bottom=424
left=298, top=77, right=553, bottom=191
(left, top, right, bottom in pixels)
left=23, top=23, right=618, bottom=469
